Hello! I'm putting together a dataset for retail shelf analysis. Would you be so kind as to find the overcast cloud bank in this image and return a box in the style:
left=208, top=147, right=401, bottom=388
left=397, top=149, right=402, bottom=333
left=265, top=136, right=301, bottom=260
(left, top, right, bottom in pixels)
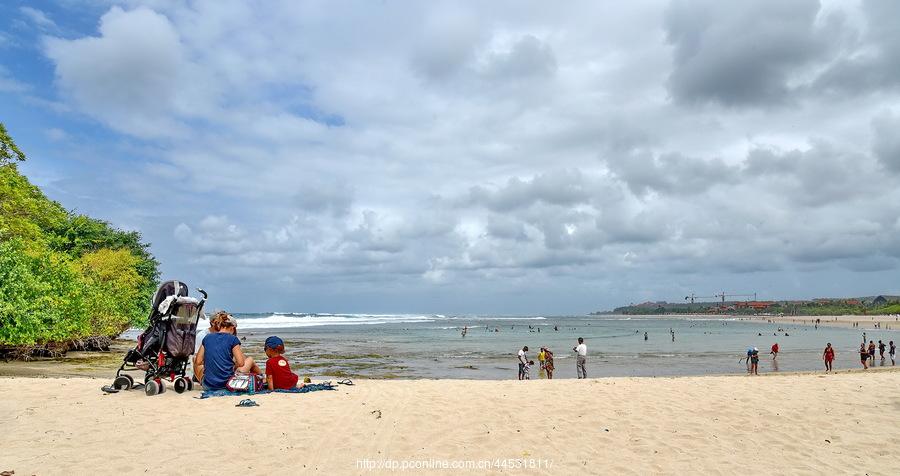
left=2, top=0, right=899, bottom=312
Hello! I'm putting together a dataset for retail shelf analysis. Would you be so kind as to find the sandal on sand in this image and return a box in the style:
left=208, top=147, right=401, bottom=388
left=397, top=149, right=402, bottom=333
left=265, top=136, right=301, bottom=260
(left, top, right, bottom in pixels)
left=236, top=399, right=259, bottom=407
left=337, top=379, right=354, bottom=386
left=101, top=385, right=119, bottom=393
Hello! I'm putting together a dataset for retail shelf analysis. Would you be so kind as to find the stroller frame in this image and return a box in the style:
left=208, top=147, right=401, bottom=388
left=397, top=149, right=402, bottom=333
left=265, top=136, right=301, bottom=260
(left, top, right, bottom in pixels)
left=107, top=280, right=207, bottom=396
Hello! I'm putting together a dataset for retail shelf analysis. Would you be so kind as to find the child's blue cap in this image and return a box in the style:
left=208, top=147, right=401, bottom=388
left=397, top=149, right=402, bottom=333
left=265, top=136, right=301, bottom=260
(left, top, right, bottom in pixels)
left=265, top=336, right=284, bottom=349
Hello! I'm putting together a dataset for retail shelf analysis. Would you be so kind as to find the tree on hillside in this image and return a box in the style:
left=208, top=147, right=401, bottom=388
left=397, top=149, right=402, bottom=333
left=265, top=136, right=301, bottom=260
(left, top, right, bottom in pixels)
left=0, top=122, right=160, bottom=354
left=0, top=123, right=26, bottom=165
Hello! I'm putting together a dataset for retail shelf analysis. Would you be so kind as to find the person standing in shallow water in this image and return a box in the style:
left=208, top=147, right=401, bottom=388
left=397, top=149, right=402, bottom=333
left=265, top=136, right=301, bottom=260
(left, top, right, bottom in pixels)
left=750, top=347, right=759, bottom=375
left=517, top=346, right=529, bottom=381
left=860, top=343, right=869, bottom=369
left=544, top=347, right=555, bottom=379
left=573, top=337, right=587, bottom=379
left=537, top=347, right=546, bottom=379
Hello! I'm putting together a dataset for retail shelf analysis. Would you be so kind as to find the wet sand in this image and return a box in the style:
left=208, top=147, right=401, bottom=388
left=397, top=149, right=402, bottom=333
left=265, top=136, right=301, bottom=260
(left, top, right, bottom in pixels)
left=744, top=314, right=900, bottom=329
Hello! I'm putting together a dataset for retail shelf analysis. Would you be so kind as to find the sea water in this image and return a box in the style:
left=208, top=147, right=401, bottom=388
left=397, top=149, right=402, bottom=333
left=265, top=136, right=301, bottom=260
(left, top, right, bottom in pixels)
left=218, top=314, right=900, bottom=380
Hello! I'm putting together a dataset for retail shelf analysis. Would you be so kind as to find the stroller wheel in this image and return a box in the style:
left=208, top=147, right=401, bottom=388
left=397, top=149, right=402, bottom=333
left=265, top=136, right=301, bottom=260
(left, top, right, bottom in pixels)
left=186, top=378, right=194, bottom=391
left=174, top=377, right=189, bottom=394
left=145, top=380, right=160, bottom=396
left=157, top=379, right=167, bottom=394
left=113, top=375, right=134, bottom=391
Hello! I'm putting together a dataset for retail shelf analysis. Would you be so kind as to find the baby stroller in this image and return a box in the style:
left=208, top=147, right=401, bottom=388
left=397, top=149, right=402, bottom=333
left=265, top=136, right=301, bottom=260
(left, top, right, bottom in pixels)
left=104, top=280, right=207, bottom=396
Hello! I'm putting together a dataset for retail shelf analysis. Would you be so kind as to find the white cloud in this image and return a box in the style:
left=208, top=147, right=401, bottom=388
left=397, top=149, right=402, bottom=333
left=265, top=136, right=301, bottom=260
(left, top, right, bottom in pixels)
left=44, top=128, right=68, bottom=142
left=20, top=7, right=57, bottom=30
left=43, top=7, right=208, bottom=138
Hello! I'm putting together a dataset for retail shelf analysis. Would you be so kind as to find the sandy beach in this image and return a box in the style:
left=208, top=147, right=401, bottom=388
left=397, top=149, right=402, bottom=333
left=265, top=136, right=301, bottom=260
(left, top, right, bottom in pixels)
left=745, top=314, right=900, bottom=329
left=2, top=370, right=898, bottom=475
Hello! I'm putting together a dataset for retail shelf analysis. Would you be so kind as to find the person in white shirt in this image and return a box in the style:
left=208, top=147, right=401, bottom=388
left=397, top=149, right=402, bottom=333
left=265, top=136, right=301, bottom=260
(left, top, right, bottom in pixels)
left=517, top=346, right=529, bottom=380
left=573, top=337, right=587, bottom=379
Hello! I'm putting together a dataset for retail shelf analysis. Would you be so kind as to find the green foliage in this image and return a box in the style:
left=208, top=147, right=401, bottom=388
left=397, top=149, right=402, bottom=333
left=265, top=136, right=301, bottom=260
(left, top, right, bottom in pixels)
left=612, top=300, right=900, bottom=316
left=0, top=164, right=69, bottom=243
left=0, top=240, right=89, bottom=345
left=78, top=248, right=147, bottom=334
left=874, top=303, right=900, bottom=315
left=0, top=123, right=26, bottom=165
left=0, top=125, right=159, bottom=347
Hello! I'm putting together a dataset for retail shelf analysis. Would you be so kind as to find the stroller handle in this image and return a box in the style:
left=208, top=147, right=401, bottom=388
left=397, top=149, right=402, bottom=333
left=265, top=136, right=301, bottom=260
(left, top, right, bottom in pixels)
left=197, top=288, right=208, bottom=300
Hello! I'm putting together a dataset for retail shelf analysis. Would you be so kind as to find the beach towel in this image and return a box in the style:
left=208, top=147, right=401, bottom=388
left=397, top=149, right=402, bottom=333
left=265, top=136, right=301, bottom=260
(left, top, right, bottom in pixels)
left=199, top=382, right=336, bottom=399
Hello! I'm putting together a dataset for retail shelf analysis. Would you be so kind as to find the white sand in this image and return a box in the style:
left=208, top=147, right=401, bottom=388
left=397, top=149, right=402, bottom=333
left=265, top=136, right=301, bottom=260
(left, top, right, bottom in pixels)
left=746, top=314, right=900, bottom=329
left=2, top=371, right=898, bottom=475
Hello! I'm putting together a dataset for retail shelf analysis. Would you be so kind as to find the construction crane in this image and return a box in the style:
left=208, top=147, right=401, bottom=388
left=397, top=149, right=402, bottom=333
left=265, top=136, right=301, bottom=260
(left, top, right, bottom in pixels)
left=685, top=293, right=717, bottom=304
left=715, top=292, right=757, bottom=303
left=685, top=292, right=758, bottom=304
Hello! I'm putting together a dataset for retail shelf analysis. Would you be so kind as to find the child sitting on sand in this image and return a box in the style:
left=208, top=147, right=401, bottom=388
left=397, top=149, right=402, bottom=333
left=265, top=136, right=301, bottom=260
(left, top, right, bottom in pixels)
left=264, top=336, right=301, bottom=390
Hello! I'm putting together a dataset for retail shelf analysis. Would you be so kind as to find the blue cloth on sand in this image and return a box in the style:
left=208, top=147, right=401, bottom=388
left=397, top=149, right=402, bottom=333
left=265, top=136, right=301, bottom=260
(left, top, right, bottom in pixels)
left=199, top=382, right=336, bottom=399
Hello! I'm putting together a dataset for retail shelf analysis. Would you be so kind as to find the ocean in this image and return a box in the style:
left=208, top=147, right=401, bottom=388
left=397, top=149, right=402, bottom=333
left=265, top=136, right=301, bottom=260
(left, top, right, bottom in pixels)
left=215, top=313, right=900, bottom=380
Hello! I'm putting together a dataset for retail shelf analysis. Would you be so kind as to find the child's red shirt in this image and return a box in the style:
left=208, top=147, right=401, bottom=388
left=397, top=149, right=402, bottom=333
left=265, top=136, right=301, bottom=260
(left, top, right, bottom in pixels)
left=265, top=355, right=299, bottom=389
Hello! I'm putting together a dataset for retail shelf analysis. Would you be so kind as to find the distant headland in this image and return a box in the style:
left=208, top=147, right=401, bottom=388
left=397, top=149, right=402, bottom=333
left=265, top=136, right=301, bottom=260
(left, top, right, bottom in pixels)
left=594, top=295, right=900, bottom=316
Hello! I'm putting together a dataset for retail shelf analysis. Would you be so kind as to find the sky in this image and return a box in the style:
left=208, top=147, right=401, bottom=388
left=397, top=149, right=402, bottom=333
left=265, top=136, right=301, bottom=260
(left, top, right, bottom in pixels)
left=1, top=0, right=899, bottom=314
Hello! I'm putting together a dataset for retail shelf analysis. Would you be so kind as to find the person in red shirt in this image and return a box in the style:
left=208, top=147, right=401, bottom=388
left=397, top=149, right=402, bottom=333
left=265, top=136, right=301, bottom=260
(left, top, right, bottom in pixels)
left=770, top=343, right=779, bottom=360
left=264, top=336, right=300, bottom=390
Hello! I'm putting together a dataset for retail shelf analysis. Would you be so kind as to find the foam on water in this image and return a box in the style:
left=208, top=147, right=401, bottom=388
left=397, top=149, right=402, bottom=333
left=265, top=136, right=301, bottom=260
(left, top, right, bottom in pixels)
left=236, top=313, right=437, bottom=329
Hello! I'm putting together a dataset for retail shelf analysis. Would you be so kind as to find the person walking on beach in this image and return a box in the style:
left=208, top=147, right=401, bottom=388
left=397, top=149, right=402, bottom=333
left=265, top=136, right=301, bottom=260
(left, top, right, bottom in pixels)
left=878, top=340, right=886, bottom=360
left=860, top=343, right=869, bottom=369
left=823, top=343, right=835, bottom=372
left=573, top=338, right=587, bottom=379
left=867, top=340, right=876, bottom=365
left=518, top=346, right=529, bottom=380
left=770, top=342, right=779, bottom=360
left=889, top=341, right=896, bottom=366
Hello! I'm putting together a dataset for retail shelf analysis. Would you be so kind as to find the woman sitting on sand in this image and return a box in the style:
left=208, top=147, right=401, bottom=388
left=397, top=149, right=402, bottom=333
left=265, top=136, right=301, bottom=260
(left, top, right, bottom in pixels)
left=193, top=312, right=226, bottom=383
left=194, top=312, right=260, bottom=390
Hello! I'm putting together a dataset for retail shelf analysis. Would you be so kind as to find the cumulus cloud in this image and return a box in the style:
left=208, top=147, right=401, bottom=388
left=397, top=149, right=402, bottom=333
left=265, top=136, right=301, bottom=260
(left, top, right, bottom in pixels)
left=605, top=152, right=739, bottom=196
left=0, top=65, right=29, bottom=93
left=872, top=113, right=900, bottom=173
left=465, top=170, right=595, bottom=212
left=814, top=0, right=900, bottom=94
left=664, top=0, right=836, bottom=106
left=481, top=35, right=557, bottom=79
left=20, top=7, right=57, bottom=30
left=43, top=7, right=200, bottom=137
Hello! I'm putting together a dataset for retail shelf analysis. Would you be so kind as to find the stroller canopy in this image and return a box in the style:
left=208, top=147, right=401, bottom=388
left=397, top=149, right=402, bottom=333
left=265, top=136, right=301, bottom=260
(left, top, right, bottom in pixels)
left=151, top=280, right=189, bottom=312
